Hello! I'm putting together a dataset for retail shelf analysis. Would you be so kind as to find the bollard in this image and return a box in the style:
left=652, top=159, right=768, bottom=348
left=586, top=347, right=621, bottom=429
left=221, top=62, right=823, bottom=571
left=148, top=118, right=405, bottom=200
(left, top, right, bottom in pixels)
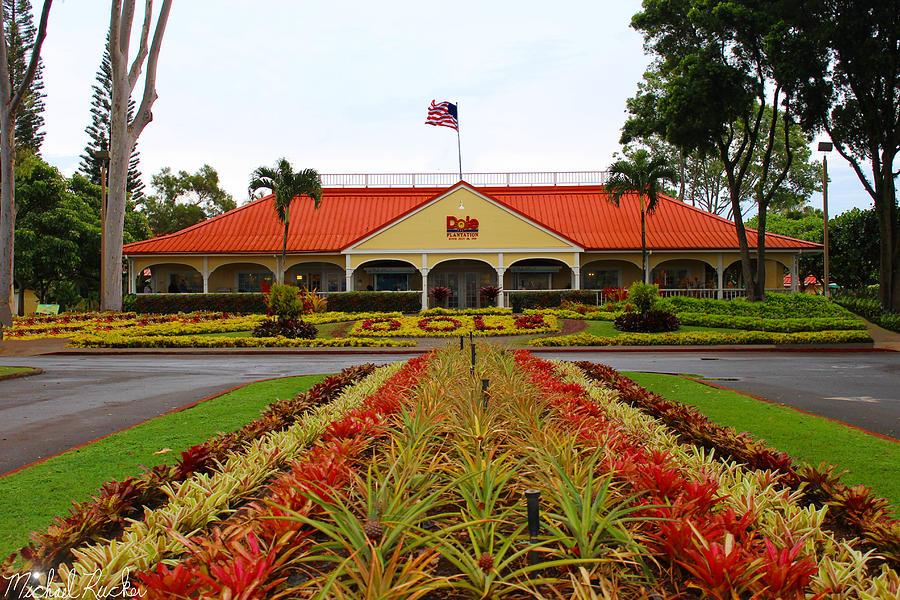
left=460, top=335, right=464, bottom=350
left=525, top=489, right=541, bottom=565
left=481, top=378, right=490, bottom=410
left=470, top=341, right=476, bottom=378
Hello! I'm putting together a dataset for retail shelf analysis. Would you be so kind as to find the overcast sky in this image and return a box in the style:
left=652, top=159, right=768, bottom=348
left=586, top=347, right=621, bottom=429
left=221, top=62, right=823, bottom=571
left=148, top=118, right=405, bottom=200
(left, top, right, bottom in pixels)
left=38, top=0, right=876, bottom=219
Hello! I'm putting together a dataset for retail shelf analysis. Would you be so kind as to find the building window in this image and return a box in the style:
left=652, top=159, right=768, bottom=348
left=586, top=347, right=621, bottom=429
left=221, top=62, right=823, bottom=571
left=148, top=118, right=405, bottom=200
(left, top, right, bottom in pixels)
left=237, top=271, right=273, bottom=292
left=166, top=271, right=202, bottom=293
left=515, top=272, right=552, bottom=290
left=374, top=273, right=409, bottom=291
left=582, top=269, right=620, bottom=289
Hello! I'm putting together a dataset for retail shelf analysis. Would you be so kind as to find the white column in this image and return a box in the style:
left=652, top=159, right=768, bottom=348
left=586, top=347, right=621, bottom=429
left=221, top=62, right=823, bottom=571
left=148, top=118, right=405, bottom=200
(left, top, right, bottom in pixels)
left=571, top=266, right=580, bottom=290
left=644, top=254, right=650, bottom=284
left=495, top=267, right=507, bottom=308
left=345, top=268, right=355, bottom=291
left=790, top=254, right=799, bottom=294
left=127, top=259, right=135, bottom=294
left=717, top=253, right=724, bottom=300
left=419, top=267, right=430, bottom=311
left=202, top=257, right=209, bottom=293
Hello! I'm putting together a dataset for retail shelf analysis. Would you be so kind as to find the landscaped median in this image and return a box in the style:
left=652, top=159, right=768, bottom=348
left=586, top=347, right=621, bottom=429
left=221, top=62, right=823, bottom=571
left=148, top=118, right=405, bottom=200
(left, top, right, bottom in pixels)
left=529, top=328, right=873, bottom=347
left=68, top=333, right=416, bottom=348
left=4, top=345, right=897, bottom=598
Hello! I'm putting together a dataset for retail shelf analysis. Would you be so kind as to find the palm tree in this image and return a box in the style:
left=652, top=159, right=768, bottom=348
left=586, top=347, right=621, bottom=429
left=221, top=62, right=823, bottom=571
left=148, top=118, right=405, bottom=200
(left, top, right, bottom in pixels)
left=604, top=150, right=677, bottom=283
left=248, top=159, right=322, bottom=283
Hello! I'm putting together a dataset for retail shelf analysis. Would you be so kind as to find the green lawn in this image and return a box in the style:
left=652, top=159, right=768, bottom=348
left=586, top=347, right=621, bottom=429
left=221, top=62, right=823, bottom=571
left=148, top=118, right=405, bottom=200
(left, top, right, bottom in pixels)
left=0, top=366, right=35, bottom=377
left=624, top=371, right=900, bottom=507
left=0, top=374, right=326, bottom=559
left=585, top=320, right=742, bottom=337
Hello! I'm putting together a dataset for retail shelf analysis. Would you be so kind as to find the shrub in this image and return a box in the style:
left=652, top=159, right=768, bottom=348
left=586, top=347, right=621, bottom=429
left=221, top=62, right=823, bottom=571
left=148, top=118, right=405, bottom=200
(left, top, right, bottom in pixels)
left=479, top=285, right=502, bottom=306
left=833, top=289, right=900, bottom=333
left=252, top=318, right=318, bottom=339
left=123, top=293, right=267, bottom=314
left=508, top=290, right=598, bottom=312
left=601, top=286, right=628, bottom=302
left=614, top=309, right=680, bottom=333
left=323, top=291, right=421, bottom=313
left=265, top=284, right=306, bottom=321
left=427, top=286, right=452, bottom=308
left=627, top=282, right=658, bottom=314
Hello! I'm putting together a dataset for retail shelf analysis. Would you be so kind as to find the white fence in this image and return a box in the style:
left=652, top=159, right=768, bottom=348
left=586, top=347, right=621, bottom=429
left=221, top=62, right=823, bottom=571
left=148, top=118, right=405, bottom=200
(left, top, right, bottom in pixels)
left=319, top=171, right=608, bottom=188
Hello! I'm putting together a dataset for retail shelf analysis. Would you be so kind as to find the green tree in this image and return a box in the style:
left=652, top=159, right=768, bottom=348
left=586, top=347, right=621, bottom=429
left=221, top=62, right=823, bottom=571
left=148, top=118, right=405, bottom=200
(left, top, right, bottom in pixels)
left=248, top=159, right=322, bottom=283
left=624, top=0, right=805, bottom=301
left=3, top=0, right=44, bottom=153
left=78, top=34, right=144, bottom=200
left=604, top=149, right=676, bottom=282
left=13, top=156, right=94, bottom=309
left=784, top=1, right=900, bottom=311
left=829, top=208, right=883, bottom=290
left=746, top=210, right=823, bottom=291
left=137, top=164, right=235, bottom=236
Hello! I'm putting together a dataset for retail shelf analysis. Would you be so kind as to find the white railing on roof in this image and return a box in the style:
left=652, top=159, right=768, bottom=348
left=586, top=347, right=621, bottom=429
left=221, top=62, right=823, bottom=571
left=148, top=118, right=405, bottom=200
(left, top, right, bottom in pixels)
left=319, top=171, right=608, bottom=188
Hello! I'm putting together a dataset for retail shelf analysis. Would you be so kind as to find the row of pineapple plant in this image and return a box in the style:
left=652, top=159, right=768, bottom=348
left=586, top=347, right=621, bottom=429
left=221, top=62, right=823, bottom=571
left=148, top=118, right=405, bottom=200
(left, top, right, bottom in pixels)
left=46, top=344, right=895, bottom=599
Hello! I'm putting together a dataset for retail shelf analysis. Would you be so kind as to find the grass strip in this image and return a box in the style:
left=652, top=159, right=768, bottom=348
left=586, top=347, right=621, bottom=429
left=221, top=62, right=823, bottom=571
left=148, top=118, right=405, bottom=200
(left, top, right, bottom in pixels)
left=623, top=371, right=900, bottom=506
left=0, top=366, right=34, bottom=377
left=0, top=374, right=326, bottom=559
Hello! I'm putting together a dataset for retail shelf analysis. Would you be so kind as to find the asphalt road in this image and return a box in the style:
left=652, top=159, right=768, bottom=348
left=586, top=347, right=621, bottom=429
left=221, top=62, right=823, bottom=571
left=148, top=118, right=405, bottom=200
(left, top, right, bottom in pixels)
left=0, top=351, right=897, bottom=474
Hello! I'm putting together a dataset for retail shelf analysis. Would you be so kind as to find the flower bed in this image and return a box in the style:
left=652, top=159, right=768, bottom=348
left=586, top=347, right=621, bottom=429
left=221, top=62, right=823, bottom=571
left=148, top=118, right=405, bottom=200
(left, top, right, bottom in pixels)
left=68, top=333, right=416, bottom=349
left=8, top=346, right=897, bottom=598
left=348, top=313, right=559, bottom=337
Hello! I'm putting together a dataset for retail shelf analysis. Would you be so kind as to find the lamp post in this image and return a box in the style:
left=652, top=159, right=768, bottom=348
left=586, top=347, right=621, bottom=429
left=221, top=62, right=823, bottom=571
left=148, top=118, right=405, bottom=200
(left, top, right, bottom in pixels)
left=818, top=141, right=832, bottom=297
left=93, top=149, right=111, bottom=308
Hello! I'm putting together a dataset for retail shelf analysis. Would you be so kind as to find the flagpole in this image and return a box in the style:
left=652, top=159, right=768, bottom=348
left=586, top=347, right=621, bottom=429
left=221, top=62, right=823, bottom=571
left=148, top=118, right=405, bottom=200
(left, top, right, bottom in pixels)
left=456, top=101, right=462, bottom=181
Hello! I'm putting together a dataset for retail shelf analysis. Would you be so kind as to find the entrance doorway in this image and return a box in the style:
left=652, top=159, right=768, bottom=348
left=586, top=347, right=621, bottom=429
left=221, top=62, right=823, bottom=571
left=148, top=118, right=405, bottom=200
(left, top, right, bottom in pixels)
left=429, top=269, right=494, bottom=309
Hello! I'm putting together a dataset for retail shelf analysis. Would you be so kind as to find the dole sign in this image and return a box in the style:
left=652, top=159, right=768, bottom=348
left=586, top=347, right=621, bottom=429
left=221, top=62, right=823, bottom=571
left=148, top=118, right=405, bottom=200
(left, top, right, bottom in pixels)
left=446, top=215, right=479, bottom=239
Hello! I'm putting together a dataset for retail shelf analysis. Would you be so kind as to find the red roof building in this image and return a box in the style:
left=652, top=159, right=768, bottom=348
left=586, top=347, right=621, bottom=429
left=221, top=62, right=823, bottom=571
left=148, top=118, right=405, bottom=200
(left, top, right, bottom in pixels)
left=124, top=179, right=821, bottom=308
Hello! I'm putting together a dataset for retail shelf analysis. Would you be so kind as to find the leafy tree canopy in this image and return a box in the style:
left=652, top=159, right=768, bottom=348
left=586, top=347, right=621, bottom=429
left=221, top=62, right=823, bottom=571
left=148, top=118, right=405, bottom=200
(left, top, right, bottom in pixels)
left=137, top=164, right=236, bottom=236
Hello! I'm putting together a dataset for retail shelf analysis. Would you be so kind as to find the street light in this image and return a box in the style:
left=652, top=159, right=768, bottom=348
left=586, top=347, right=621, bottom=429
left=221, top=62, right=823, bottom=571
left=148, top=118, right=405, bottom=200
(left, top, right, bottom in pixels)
left=93, top=148, right=111, bottom=307
left=818, top=141, right=832, bottom=297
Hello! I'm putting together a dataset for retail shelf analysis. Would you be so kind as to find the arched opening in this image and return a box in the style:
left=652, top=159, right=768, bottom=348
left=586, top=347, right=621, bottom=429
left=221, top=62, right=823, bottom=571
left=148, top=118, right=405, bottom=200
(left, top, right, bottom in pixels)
left=143, top=263, right=203, bottom=294
left=580, top=259, right=641, bottom=290
left=356, top=259, right=419, bottom=292
left=651, top=259, right=717, bottom=297
left=209, top=262, right=274, bottom=293
left=507, top=258, right=572, bottom=291
left=284, top=261, right=346, bottom=293
left=430, top=258, right=497, bottom=309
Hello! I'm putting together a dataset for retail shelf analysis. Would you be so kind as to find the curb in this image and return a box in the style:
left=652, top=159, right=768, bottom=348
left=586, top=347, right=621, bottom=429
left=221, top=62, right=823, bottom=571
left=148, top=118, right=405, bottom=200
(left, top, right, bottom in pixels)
left=42, top=343, right=886, bottom=355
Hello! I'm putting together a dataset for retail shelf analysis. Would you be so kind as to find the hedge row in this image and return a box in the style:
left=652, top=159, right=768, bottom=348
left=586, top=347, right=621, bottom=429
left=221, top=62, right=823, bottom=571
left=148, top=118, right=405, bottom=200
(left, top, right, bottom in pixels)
left=833, top=295, right=900, bottom=333
left=658, top=293, right=852, bottom=319
left=123, top=293, right=267, bottom=314
left=529, top=329, right=872, bottom=347
left=323, top=291, right=422, bottom=313
left=508, top=290, right=599, bottom=312
left=676, top=312, right=867, bottom=332
left=123, top=292, right=423, bottom=314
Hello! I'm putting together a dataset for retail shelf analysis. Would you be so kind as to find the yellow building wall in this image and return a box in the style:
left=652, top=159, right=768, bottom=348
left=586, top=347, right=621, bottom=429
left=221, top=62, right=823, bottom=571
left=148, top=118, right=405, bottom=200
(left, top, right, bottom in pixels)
left=349, top=254, right=421, bottom=270
left=503, top=251, right=579, bottom=267
left=284, top=255, right=344, bottom=270
left=353, top=188, right=575, bottom=251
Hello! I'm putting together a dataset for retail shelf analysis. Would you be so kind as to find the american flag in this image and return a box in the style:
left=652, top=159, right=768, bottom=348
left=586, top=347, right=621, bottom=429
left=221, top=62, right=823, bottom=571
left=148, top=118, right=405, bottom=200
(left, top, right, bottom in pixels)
left=425, top=100, right=458, bottom=130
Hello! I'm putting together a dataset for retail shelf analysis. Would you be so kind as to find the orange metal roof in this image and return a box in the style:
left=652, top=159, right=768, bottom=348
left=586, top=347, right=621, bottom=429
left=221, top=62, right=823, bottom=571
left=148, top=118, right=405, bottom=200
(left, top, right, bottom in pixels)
left=123, top=184, right=821, bottom=254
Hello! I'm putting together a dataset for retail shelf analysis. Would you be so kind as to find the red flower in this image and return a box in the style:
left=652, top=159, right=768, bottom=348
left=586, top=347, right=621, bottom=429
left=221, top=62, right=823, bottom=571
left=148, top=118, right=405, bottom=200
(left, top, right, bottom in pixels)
left=417, top=316, right=462, bottom=332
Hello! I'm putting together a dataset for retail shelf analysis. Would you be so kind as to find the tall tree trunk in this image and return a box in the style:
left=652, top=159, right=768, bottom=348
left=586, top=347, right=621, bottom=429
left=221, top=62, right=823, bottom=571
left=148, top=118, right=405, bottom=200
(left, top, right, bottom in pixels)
left=103, top=0, right=172, bottom=311
left=640, top=196, right=647, bottom=282
left=0, top=116, right=14, bottom=324
left=876, top=163, right=898, bottom=311
left=754, top=206, right=768, bottom=301
left=0, top=0, right=51, bottom=323
left=281, top=210, right=289, bottom=285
